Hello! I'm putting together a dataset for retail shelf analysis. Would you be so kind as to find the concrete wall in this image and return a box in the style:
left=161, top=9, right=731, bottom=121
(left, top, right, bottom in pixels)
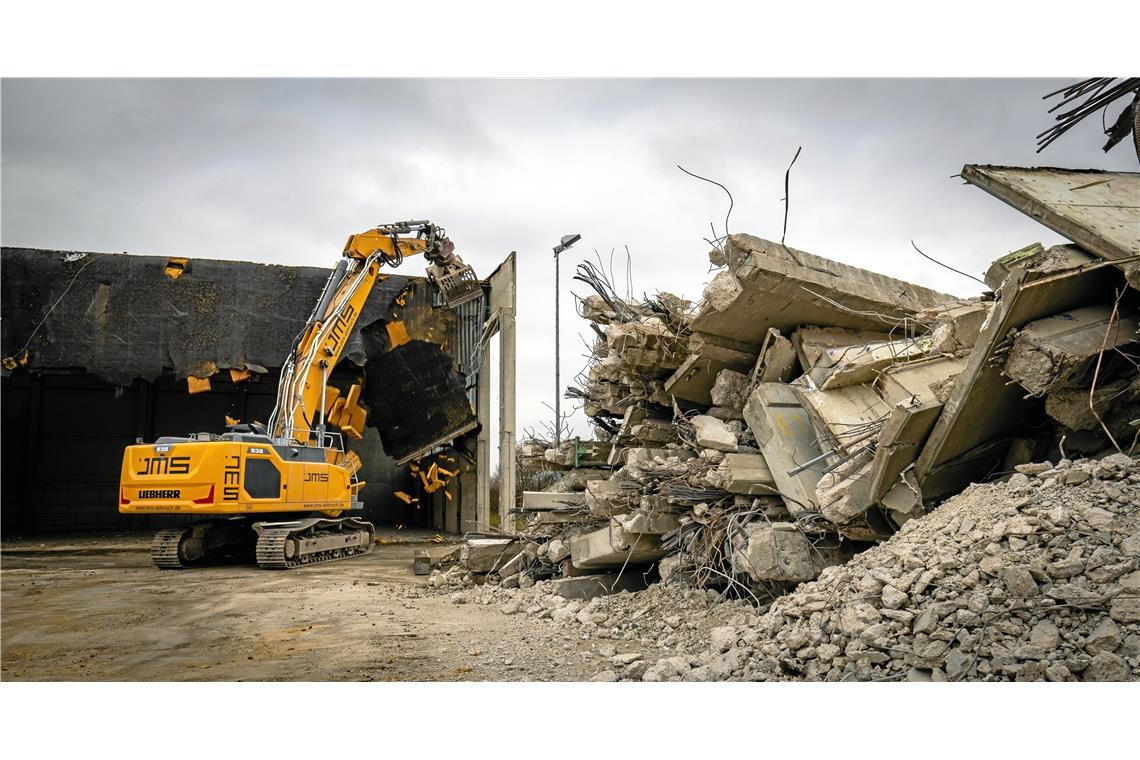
left=0, top=370, right=420, bottom=534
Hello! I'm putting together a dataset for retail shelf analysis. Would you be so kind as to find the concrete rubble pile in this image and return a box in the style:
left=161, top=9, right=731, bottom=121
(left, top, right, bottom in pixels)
left=457, top=221, right=1138, bottom=606
left=439, top=451, right=1138, bottom=682
left=422, top=163, right=1140, bottom=680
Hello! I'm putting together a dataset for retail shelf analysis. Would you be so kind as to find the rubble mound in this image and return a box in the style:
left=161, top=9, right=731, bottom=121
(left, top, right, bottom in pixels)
left=653, top=453, right=1139, bottom=681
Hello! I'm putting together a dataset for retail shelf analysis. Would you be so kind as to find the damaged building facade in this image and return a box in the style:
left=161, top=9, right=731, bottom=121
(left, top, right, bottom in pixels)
left=459, top=164, right=1139, bottom=605
left=0, top=247, right=517, bottom=535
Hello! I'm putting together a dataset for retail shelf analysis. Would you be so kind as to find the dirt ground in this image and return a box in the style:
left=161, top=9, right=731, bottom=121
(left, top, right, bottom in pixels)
left=0, top=534, right=657, bottom=682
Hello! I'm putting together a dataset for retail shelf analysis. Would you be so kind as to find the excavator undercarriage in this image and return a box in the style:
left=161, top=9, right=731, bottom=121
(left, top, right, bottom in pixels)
left=148, top=517, right=376, bottom=570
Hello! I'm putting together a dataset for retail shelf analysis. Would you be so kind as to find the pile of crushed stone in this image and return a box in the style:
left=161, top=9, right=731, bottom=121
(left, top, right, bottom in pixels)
left=420, top=453, right=1139, bottom=681
left=648, top=453, right=1140, bottom=681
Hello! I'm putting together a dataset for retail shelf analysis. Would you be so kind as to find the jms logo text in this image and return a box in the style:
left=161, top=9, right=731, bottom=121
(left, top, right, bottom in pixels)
left=136, top=456, right=191, bottom=475
left=305, top=472, right=329, bottom=482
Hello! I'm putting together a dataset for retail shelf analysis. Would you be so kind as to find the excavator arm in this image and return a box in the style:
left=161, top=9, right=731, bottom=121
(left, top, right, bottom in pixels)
left=267, top=220, right=480, bottom=446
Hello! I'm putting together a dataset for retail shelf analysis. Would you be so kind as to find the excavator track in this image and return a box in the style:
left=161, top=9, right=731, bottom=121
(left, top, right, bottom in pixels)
left=254, top=518, right=375, bottom=570
left=149, top=520, right=257, bottom=569
left=150, top=528, right=192, bottom=569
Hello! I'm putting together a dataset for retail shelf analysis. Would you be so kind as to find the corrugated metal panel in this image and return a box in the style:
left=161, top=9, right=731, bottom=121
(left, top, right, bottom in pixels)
left=433, top=287, right=488, bottom=411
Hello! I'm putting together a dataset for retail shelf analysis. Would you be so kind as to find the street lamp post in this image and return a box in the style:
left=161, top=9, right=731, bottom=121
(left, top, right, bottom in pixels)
left=552, top=233, right=581, bottom=447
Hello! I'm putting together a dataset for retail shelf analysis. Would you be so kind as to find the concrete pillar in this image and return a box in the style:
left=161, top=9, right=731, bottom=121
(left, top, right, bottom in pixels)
left=476, top=331, right=492, bottom=532
left=496, top=254, right=517, bottom=534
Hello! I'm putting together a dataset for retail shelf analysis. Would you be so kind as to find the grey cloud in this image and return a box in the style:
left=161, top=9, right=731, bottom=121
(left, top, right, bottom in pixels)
left=3, top=78, right=1136, bottom=439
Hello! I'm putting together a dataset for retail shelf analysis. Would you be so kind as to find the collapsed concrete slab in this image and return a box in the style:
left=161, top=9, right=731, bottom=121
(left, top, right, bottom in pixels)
left=914, top=245, right=1126, bottom=501
left=732, top=522, right=856, bottom=582
left=664, top=347, right=751, bottom=405
left=866, top=401, right=944, bottom=505
left=916, top=300, right=993, bottom=352
left=614, top=511, right=681, bottom=536
left=792, top=326, right=894, bottom=374
left=691, top=234, right=955, bottom=349
left=961, top=164, right=1140, bottom=288
left=743, top=383, right=829, bottom=516
left=808, top=333, right=946, bottom=390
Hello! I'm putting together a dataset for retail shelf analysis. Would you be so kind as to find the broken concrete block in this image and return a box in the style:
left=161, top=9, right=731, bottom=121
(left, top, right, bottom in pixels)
left=710, top=368, right=750, bottom=410
left=917, top=300, right=993, bottom=351
left=413, top=550, right=431, bottom=576
left=865, top=401, right=943, bottom=504
left=719, top=453, right=776, bottom=495
left=983, top=242, right=1045, bottom=290
left=520, top=491, right=587, bottom=510
left=743, top=383, right=828, bottom=516
left=615, top=511, right=680, bottom=536
left=691, top=234, right=954, bottom=349
left=460, top=538, right=518, bottom=574
left=584, top=478, right=631, bottom=518
left=702, top=269, right=743, bottom=311
left=753, top=327, right=801, bottom=383
left=665, top=344, right=753, bottom=406
left=550, top=572, right=649, bottom=600
left=690, top=415, right=738, bottom=452
left=658, top=553, right=692, bottom=584
left=545, top=538, right=571, bottom=563
left=816, top=455, right=893, bottom=541
left=733, top=522, right=855, bottom=582
left=569, top=524, right=667, bottom=571
left=880, top=474, right=923, bottom=524
left=915, top=245, right=1121, bottom=501
left=498, top=544, right=538, bottom=577
left=876, top=354, right=969, bottom=407
left=1045, top=376, right=1139, bottom=432
left=1004, top=305, right=1139, bottom=397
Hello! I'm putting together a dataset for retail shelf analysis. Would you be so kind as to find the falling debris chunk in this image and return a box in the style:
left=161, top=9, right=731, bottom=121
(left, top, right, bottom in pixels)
left=187, top=375, right=212, bottom=394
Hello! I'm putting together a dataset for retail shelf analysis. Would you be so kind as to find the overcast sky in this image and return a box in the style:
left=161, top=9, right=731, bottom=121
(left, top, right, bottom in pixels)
left=3, top=79, right=1137, bottom=440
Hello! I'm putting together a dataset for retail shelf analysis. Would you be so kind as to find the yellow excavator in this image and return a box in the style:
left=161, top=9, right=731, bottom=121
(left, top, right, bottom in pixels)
left=119, top=220, right=481, bottom=569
